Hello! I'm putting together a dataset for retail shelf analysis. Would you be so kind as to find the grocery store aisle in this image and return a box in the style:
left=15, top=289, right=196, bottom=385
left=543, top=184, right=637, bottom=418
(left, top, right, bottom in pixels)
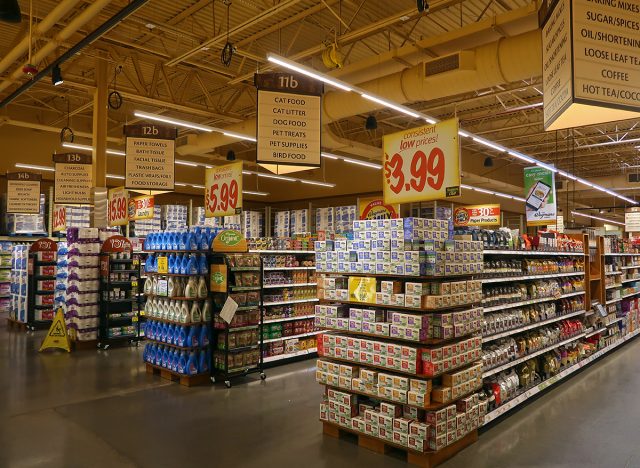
left=3, top=322, right=640, bottom=468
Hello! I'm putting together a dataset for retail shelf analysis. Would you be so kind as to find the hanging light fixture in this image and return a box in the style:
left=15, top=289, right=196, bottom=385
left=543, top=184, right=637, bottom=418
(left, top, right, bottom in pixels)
left=365, top=115, right=378, bottom=130
left=484, top=156, right=493, bottom=168
left=52, top=65, right=63, bottom=86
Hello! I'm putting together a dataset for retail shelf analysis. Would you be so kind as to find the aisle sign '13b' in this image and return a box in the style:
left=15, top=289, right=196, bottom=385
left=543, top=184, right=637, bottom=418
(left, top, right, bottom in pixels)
left=204, top=161, right=243, bottom=218
left=382, top=118, right=461, bottom=205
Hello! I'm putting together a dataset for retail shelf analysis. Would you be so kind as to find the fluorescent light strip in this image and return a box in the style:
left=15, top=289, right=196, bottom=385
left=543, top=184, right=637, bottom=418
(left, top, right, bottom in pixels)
left=322, top=152, right=382, bottom=169
left=243, top=190, right=269, bottom=196
left=133, top=111, right=213, bottom=132
left=460, top=183, right=526, bottom=202
left=571, top=211, right=625, bottom=226
left=243, top=169, right=335, bottom=187
left=175, top=160, right=199, bottom=167
left=15, top=163, right=55, bottom=172
left=223, top=131, right=257, bottom=142
left=106, top=174, right=125, bottom=179
left=62, top=142, right=126, bottom=156
left=579, top=137, right=640, bottom=149
left=266, top=54, right=637, bottom=205
left=299, top=179, right=335, bottom=187
left=266, top=54, right=354, bottom=92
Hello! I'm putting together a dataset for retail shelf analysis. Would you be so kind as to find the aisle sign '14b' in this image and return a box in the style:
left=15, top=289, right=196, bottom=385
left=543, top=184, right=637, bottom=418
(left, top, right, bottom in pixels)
left=382, top=118, right=461, bottom=205
left=204, top=161, right=243, bottom=218
left=108, top=186, right=129, bottom=227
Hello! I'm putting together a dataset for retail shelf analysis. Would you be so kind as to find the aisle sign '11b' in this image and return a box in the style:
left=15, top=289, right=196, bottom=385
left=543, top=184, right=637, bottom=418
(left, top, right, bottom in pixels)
left=382, top=118, right=461, bottom=205
left=205, top=161, right=243, bottom=218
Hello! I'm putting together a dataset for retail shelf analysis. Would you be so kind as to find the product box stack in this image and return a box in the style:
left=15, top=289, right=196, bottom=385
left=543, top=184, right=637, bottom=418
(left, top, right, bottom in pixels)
left=162, top=205, right=188, bottom=231
left=193, top=207, right=224, bottom=228
left=335, top=206, right=357, bottom=234
left=315, top=216, right=485, bottom=459
left=131, top=206, right=162, bottom=237
left=223, top=214, right=242, bottom=231
left=65, top=228, right=101, bottom=342
left=61, top=206, right=91, bottom=228
left=4, top=194, right=46, bottom=235
left=54, top=241, right=68, bottom=314
left=315, top=218, right=483, bottom=276
left=316, top=207, right=335, bottom=233
left=291, top=209, right=309, bottom=235
left=9, top=245, right=28, bottom=322
left=274, top=211, right=291, bottom=238
left=0, top=241, right=12, bottom=313
left=242, top=211, right=264, bottom=238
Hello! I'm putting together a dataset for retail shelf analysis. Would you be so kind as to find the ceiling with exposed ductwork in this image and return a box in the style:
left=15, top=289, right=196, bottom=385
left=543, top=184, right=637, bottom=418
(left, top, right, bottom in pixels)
left=0, top=0, right=638, bottom=223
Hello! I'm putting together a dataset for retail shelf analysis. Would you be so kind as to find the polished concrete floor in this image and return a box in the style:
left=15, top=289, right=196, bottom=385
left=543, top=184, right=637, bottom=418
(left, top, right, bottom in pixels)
left=3, top=316, right=640, bottom=468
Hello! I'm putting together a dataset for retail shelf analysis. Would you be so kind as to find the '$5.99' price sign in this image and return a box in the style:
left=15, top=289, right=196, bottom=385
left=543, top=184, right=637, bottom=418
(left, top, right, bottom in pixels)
left=108, top=186, right=129, bottom=226
left=205, top=161, right=243, bottom=218
left=382, top=118, right=461, bottom=205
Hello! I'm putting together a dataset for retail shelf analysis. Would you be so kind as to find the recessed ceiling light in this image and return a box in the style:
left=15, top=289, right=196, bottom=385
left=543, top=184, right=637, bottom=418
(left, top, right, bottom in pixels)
left=145, top=23, right=156, bottom=29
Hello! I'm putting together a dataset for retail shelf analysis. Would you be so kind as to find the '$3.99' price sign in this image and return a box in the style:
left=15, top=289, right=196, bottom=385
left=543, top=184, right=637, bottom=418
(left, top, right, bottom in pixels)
left=382, top=118, right=461, bottom=204
left=108, top=187, right=129, bottom=226
left=204, top=161, right=243, bottom=218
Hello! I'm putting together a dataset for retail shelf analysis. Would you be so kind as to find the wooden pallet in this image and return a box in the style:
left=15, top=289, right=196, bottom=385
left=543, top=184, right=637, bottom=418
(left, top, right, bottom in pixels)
left=6, top=317, right=27, bottom=331
left=145, top=363, right=210, bottom=387
left=322, top=421, right=477, bottom=468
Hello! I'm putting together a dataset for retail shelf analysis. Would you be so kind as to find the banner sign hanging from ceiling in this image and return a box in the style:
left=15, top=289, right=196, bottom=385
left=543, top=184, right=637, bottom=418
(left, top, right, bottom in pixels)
left=204, top=161, right=243, bottom=218
left=6, top=172, right=42, bottom=214
left=453, top=204, right=501, bottom=227
left=382, top=118, right=461, bottom=205
left=53, top=153, right=93, bottom=204
left=358, top=196, right=400, bottom=220
left=128, top=195, right=155, bottom=221
left=625, top=210, right=640, bottom=232
left=124, top=124, right=176, bottom=193
left=524, top=166, right=557, bottom=226
left=542, top=0, right=640, bottom=130
left=255, top=72, right=322, bottom=174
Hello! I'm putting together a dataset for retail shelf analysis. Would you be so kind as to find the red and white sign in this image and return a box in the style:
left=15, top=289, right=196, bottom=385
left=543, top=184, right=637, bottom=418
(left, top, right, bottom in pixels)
left=108, top=187, right=129, bottom=227
left=454, top=204, right=501, bottom=227
left=382, top=118, right=460, bottom=205
left=53, top=205, right=66, bottom=232
left=205, top=161, right=243, bottom=218
left=128, top=195, right=155, bottom=220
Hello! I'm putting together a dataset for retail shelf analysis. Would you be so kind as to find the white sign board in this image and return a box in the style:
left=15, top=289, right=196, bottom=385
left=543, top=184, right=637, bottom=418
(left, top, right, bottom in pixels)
left=125, top=124, right=176, bottom=192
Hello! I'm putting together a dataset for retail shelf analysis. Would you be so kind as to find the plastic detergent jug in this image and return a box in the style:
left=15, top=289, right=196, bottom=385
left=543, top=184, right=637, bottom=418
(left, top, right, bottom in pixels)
left=148, top=344, right=156, bottom=364
left=151, top=277, right=158, bottom=295
left=198, top=350, right=209, bottom=373
left=171, top=232, right=179, bottom=250
left=197, top=276, right=208, bottom=298
left=176, top=326, right=186, bottom=347
left=201, top=299, right=212, bottom=322
left=187, top=232, right=197, bottom=251
left=187, top=352, right=198, bottom=375
left=190, top=301, right=202, bottom=323
left=166, top=324, right=175, bottom=345
left=168, top=277, right=176, bottom=297
left=180, top=255, right=189, bottom=275
left=144, top=277, right=153, bottom=295
left=199, top=323, right=210, bottom=347
left=162, top=347, right=170, bottom=368
left=145, top=321, right=154, bottom=340
left=200, top=230, right=209, bottom=250
left=177, top=351, right=187, bottom=374
left=188, top=254, right=198, bottom=275
left=168, top=253, right=176, bottom=273
left=144, top=236, right=151, bottom=251
left=199, top=254, right=208, bottom=275
left=179, top=302, right=189, bottom=323
left=187, top=325, right=198, bottom=348
left=184, top=277, right=197, bottom=298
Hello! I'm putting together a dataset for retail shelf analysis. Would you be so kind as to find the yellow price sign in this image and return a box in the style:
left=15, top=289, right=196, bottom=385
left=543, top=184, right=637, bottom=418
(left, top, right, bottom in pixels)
left=157, top=257, right=168, bottom=274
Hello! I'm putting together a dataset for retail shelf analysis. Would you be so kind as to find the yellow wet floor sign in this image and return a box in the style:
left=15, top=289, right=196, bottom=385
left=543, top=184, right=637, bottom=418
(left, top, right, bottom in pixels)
left=39, top=309, right=71, bottom=353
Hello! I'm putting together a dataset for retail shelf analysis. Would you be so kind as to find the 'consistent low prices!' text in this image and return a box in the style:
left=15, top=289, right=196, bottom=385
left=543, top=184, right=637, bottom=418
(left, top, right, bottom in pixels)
left=205, top=161, right=243, bottom=218
left=382, top=118, right=460, bottom=204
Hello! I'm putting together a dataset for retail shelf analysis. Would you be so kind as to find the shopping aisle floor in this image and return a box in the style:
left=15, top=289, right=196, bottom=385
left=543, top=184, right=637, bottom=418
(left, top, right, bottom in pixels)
left=3, top=321, right=640, bottom=468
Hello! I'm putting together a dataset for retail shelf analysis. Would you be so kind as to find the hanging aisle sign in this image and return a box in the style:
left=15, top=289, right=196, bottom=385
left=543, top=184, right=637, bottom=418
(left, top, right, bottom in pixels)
left=204, top=161, right=243, bottom=218
left=124, top=124, right=176, bottom=192
left=6, top=172, right=41, bottom=214
left=382, top=118, right=461, bottom=205
left=108, top=186, right=129, bottom=227
left=524, top=166, right=557, bottom=226
left=541, top=0, right=640, bottom=130
left=454, top=205, right=501, bottom=227
left=128, top=195, right=155, bottom=220
left=256, top=72, right=322, bottom=174
left=53, top=153, right=93, bottom=204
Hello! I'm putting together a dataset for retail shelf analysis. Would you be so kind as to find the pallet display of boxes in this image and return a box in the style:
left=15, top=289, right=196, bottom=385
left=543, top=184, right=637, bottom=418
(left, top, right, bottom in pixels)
left=162, top=205, right=188, bottom=231
left=315, top=218, right=483, bottom=276
left=131, top=207, right=161, bottom=237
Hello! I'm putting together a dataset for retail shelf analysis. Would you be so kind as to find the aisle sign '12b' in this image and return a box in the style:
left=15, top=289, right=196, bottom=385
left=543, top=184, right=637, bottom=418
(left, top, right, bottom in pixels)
left=382, top=118, right=460, bottom=205
left=204, top=161, right=243, bottom=218
left=108, top=186, right=129, bottom=227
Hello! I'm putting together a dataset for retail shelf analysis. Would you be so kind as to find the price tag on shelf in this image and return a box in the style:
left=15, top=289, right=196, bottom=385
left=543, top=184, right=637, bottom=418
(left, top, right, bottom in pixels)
left=108, top=186, right=129, bottom=227
left=156, top=257, right=168, bottom=274
left=131, top=281, right=138, bottom=288
left=205, top=161, right=243, bottom=218
left=53, top=204, right=66, bottom=232
left=132, top=316, right=138, bottom=322
left=382, top=118, right=460, bottom=204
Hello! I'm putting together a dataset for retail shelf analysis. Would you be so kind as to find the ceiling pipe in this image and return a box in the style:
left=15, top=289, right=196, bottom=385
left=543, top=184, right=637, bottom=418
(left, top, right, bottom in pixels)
left=0, top=0, right=150, bottom=109
left=0, top=0, right=83, bottom=77
left=177, top=29, right=542, bottom=155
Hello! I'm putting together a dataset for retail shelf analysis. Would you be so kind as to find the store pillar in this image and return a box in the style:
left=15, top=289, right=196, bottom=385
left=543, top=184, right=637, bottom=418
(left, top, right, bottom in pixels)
left=92, top=51, right=108, bottom=227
